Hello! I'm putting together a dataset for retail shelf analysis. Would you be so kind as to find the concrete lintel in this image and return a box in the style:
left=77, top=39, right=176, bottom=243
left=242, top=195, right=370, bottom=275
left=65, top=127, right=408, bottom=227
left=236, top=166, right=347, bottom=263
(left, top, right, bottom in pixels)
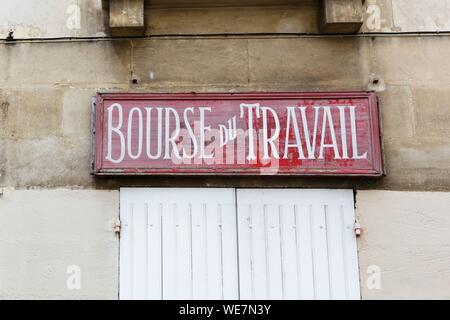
left=320, top=0, right=364, bottom=34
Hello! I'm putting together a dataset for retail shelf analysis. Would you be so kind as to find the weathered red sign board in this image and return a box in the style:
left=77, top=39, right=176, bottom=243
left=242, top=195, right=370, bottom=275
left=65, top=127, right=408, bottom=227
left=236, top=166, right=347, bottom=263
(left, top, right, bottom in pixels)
left=93, top=92, right=383, bottom=176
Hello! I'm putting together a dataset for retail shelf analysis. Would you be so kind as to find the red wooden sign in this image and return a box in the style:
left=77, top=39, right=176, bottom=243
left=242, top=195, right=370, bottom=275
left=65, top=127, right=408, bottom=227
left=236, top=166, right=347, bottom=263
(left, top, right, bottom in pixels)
left=93, top=92, right=383, bottom=176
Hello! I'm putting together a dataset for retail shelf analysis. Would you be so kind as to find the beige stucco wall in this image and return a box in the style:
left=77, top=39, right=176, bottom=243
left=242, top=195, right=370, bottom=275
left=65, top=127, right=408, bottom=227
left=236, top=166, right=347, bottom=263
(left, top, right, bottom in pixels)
left=357, top=190, right=450, bottom=299
left=0, top=189, right=119, bottom=299
left=2, top=189, right=449, bottom=300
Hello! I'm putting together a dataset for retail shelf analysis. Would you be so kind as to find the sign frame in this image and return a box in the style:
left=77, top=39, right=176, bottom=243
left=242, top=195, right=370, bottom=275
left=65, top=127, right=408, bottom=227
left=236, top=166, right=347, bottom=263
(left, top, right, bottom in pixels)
left=92, top=92, right=383, bottom=177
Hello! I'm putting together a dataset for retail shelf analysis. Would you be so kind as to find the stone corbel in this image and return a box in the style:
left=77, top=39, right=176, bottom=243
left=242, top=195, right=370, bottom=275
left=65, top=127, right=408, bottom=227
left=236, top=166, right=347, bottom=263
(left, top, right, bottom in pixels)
left=320, top=0, right=365, bottom=34
left=102, top=0, right=145, bottom=36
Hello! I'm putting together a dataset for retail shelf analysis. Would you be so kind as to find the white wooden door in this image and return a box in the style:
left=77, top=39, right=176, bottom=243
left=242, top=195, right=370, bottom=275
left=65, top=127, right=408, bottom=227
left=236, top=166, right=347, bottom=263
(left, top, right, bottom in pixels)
left=120, top=188, right=360, bottom=300
left=236, top=189, right=360, bottom=300
left=120, top=188, right=238, bottom=300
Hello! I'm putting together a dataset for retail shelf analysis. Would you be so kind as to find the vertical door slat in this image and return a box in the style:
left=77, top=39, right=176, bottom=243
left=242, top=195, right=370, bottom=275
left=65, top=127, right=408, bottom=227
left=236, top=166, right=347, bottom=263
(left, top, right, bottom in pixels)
left=121, top=188, right=360, bottom=300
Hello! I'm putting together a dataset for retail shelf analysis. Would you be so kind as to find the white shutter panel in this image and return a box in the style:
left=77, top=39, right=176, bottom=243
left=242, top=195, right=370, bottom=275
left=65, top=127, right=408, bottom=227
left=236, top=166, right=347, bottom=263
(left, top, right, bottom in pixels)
left=236, top=189, right=360, bottom=300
